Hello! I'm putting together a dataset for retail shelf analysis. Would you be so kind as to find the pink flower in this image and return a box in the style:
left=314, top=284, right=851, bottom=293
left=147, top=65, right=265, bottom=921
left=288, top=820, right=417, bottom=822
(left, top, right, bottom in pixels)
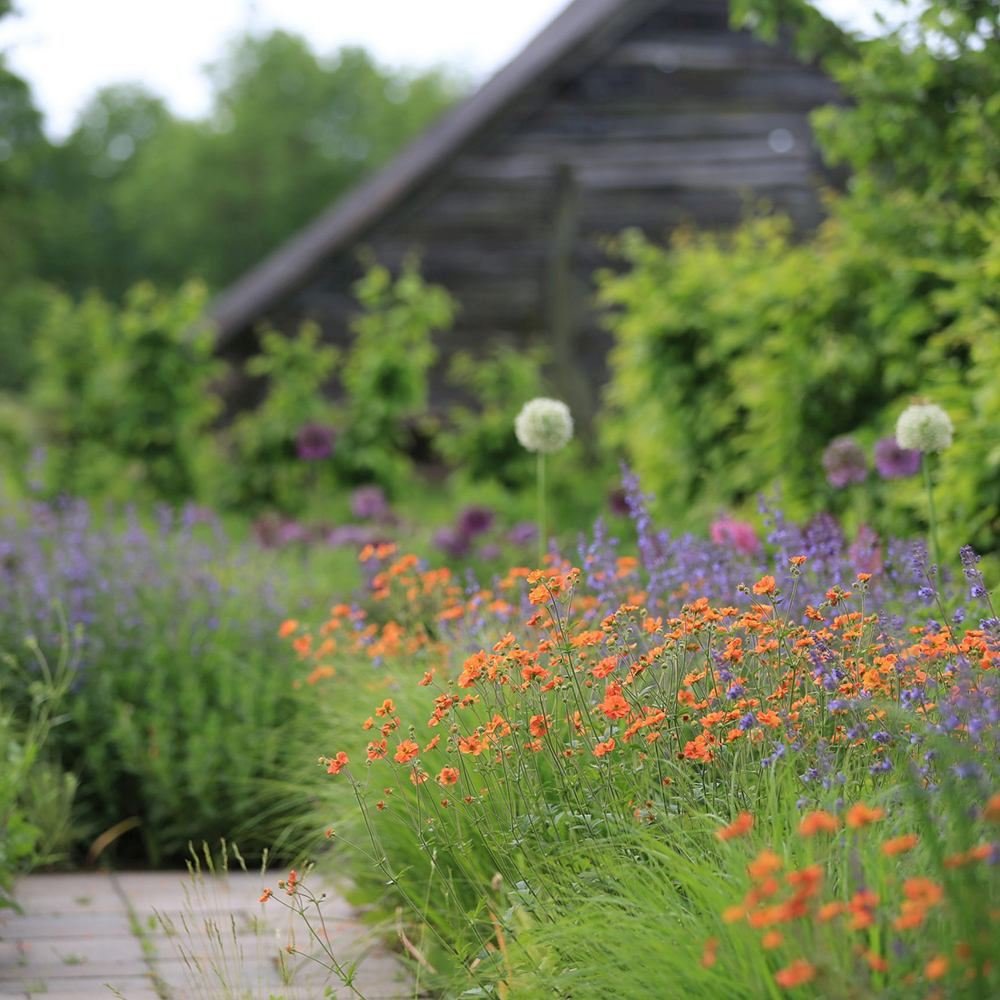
left=710, top=517, right=761, bottom=556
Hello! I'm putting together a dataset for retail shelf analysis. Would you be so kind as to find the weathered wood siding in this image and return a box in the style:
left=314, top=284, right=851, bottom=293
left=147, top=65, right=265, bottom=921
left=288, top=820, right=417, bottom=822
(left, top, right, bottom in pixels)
left=254, top=0, right=840, bottom=419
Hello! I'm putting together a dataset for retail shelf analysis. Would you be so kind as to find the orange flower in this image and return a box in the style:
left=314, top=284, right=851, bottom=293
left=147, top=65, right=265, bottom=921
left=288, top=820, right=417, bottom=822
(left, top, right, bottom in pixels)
left=716, top=812, right=754, bottom=841
left=774, top=959, right=816, bottom=988
left=418, top=669, right=435, bottom=686
left=259, top=887, right=272, bottom=903
left=278, top=619, right=299, bottom=638
left=757, top=710, right=782, bottom=728
left=599, top=681, right=630, bottom=720
left=845, top=803, right=885, bottom=829
left=863, top=950, right=888, bottom=973
left=366, top=739, right=388, bottom=761
left=984, top=792, right=1000, bottom=823
left=748, top=850, right=783, bottom=881
left=593, top=737, right=616, bottom=758
left=458, top=734, right=486, bottom=756
left=528, top=714, right=550, bottom=737
left=436, top=766, right=460, bottom=786
left=817, top=901, right=847, bottom=922
left=409, top=769, right=429, bottom=785
left=881, top=834, right=918, bottom=856
left=752, top=575, right=777, bottom=596
left=799, top=810, right=839, bottom=837
left=790, top=556, right=807, bottom=567
left=375, top=698, right=396, bottom=717
left=326, top=751, right=349, bottom=775
left=700, top=937, right=718, bottom=969
left=762, top=930, right=784, bottom=950
left=925, top=955, right=949, bottom=981
left=394, top=739, right=419, bottom=764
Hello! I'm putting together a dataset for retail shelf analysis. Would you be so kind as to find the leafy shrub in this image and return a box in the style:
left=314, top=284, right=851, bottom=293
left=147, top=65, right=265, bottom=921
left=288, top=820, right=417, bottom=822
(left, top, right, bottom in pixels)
left=600, top=0, right=999, bottom=561
left=333, top=259, right=454, bottom=493
left=1, top=634, right=75, bottom=909
left=0, top=498, right=317, bottom=865
left=28, top=282, right=222, bottom=502
left=220, top=322, right=340, bottom=512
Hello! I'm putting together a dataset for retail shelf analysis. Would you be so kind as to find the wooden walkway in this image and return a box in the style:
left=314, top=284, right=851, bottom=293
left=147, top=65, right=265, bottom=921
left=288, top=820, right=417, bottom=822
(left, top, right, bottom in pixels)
left=0, top=871, right=411, bottom=999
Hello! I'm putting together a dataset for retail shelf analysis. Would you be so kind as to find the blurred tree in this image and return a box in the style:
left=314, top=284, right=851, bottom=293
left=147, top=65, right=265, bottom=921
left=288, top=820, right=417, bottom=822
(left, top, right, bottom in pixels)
left=110, top=33, right=461, bottom=290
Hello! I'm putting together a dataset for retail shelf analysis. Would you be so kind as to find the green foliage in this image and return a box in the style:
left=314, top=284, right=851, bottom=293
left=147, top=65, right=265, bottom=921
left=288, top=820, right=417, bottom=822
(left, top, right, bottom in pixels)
left=601, top=0, right=999, bottom=557
left=28, top=282, right=221, bottom=502
left=221, top=323, right=339, bottom=512
left=334, top=260, right=455, bottom=493
left=440, top=345, right=550, bottom=491
left=0, top=636, right=75, bottom=910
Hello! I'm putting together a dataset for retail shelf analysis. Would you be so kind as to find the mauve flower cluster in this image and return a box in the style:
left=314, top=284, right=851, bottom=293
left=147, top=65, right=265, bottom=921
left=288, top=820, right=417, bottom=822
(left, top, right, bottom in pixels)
left=820, top=434, right=922, bottom=488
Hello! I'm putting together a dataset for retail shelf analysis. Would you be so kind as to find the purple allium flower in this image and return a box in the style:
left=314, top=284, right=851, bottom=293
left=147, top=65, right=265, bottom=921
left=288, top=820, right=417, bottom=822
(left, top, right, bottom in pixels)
left=457, top=505, right=495, bottom=538
left=822, top=436, right=868, bottom=488
left=710, top=516, right=761, bottom=556
left=295, top=423, right=336, bottom=462
left=350, top=485, right=389, bottom=521
left=608, top=488, right=630, bottom=517
left=434, top=527, right=471, bottom=559
left=873, top=436, right=921, bottom=479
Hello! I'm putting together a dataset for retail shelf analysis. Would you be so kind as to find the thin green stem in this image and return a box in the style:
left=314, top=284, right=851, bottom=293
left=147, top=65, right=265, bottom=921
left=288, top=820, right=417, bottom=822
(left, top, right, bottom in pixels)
left=922, top=452, right=942, bottom=570
left=537, top=451, right=547, bottom=567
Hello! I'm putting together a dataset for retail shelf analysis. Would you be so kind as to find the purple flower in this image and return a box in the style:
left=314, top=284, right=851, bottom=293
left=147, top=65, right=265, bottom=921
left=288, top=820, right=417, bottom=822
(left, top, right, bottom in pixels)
left=433, top=527, right=471, bottom=559
left=295, top=423, right=336, bottom=462
left=849, top=524, right=883, bottom=575
left=822, top=436, right=868, bottom=488
left=456, top=505, right=495, bottom=538
left=874, top=436, right=921, bottom=479
left=507, top=522, right=538, bottom=547
left=350, top=485, right=389, bottom=521
left=607, top=488, right=630, bottom=517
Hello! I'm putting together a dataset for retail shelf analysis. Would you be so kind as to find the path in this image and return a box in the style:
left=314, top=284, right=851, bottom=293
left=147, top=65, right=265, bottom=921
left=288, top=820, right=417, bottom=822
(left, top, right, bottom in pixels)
left=0, top=871, right=411, bottom=999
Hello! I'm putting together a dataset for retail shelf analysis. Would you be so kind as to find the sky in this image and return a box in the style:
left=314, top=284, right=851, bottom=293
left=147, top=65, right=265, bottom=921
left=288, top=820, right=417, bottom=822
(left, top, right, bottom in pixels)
left=1, top=0, right=893, bottom=139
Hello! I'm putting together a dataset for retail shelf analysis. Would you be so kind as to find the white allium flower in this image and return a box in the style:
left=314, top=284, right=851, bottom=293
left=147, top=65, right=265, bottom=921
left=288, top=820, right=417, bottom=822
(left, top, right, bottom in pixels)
left=515, top=397, right=573, bottom=454
left=896, top=403, right=953, bottom=453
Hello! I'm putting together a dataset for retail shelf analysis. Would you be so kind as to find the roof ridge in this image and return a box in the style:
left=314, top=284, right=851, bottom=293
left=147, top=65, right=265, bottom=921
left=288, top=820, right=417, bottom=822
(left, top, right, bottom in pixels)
left=211, top=0, right=649, bottom=340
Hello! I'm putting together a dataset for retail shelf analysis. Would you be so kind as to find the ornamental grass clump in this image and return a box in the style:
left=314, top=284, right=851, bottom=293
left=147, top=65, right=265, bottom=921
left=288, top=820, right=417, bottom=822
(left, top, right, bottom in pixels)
left=276, top=489, right=998, bottom=996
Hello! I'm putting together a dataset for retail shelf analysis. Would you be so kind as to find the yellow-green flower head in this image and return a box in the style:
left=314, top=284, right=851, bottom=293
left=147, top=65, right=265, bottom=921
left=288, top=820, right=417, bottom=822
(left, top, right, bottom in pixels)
left=515, top=397, right=573, bottom=454
left=895, top=403, right=953, bottom=453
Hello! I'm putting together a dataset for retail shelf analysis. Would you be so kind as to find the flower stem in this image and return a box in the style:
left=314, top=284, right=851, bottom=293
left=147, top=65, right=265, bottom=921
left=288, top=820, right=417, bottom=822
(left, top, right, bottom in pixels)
left=537, top=451, right=547, bottom=567
left=922, top=452, right=941, bottom=571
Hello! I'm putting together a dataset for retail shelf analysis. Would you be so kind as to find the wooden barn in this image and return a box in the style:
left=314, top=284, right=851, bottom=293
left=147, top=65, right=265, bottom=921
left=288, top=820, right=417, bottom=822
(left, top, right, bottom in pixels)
left=211, top=0, right=841, bottom=420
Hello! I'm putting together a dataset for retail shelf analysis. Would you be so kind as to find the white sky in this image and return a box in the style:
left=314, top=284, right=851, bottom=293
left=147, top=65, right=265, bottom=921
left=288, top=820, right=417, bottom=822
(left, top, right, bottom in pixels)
left=2, top=0, right=893, bottom=139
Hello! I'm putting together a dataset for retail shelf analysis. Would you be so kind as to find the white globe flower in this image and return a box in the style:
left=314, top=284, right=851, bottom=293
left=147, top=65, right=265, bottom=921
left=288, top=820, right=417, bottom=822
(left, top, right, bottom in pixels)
left=896, top=403, right=953, bottom=453
left=515, top=398, right=573, bottom=454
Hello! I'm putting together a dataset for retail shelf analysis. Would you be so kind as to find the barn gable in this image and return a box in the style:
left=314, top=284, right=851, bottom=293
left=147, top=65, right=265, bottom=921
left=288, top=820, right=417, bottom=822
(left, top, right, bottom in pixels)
left=212, top=0, right=841, bottom=419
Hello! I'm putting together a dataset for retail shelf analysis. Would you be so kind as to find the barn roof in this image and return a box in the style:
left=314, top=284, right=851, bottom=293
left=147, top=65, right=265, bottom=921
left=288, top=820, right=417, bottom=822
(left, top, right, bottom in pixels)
left=210, top=0, right=659, bottom=342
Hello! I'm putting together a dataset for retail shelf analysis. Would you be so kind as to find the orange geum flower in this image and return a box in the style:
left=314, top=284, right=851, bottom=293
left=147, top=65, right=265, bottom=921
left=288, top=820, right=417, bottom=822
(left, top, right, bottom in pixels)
left=774, top=959, right=816, bottom=989
left=762, top=930, right=784, bottom=950
left=903, top=877, right=943, bottom=906
left=423, top=735, right=440, bottom=753
left=375, top=699, right=396, bottom=717
left=326, top=751, right=349, bottom=775
left=418, top=669, right=435, bottom=686
left=593, top=737, right=616, bottom=758
left=528, top=714, right=551, bottom=737
left=757, top=710, right=782, bottom=728
left=799, top=810, right=839, bottom=837
left=366, top=739, right=388, bottom=761
left=716, top=812, right=754, bottom=841
left=409, top=769, right=429, bottom=785
left=599, top=681, right=630, bottom=720
left=436, top=767, right=460, bottom=786
left=984, top=791, right=1000, bottom=823
left=700, top=937, right=718, bottom=969
left=846, top=803, right=885, bottom=829
left=882, top=834, right=918, bottom=856
left=458, top=734, right=486, bottom=756
left=752, top=575, right=777, bottom=596
left=278, top=619, right=299, bottom=638
left=817, top=901, right=847, bottom=922
left=259, top=887, right=272, bottom=903
left=394, top=739, right=419, bottom=764
left=748, top=850, right=783, bottom=881
left=925, top=955, right=949, bottom=981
